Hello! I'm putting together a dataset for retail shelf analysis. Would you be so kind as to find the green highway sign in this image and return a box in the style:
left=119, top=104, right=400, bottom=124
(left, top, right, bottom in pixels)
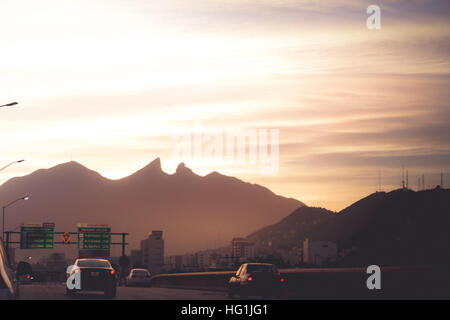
left=77, top=224, right=111, bottom=250
left=20, top=223, right=55, bottom=249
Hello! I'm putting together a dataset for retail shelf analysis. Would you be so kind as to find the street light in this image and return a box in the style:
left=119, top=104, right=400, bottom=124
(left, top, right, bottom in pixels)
left=0, top=102, right=18, bottom=108
left=2, top=196, right=30, bottom=240
left=0, top=159, right=25, bottom=172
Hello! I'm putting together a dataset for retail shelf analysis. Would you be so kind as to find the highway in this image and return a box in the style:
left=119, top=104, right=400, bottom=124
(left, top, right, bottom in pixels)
left=18, top=283, right=228, bottom=300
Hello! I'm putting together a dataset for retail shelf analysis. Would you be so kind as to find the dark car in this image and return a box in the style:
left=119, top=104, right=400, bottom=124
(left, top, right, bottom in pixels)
left=18, top=273, right=33, bottom=285
left=66, top=259, right=117, bottom=298
left=126, top=268, right=152, bottom=287
left=228, top=263, right=285, bottom=299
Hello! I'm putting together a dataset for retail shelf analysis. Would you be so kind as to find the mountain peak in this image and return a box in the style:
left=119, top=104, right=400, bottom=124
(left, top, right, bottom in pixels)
left=124, top=157, right=164, bottom=180
left=137, top=157, right=163, bottom=173
left=146, top=157, right=162, bottom=170
left=52, top=161, right=94, bottom=174
left=0, top=158, right=304, bottom=255
left=175, top=162, right=194, bottom=175
left=59, top=160, right=86, bottom=168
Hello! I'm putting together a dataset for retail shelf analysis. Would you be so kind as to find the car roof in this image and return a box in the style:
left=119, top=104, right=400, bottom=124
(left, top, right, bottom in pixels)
left=76, top=258, right=109, bottom=262
left=131, top=268, right=149, bottom=272
left=75, top=258, right=111, bottom=265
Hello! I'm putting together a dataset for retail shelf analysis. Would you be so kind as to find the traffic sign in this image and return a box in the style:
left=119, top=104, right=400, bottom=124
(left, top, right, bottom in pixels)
left=77, top=223, right=111, bottom=251
left=20, top=223, right=55, bottom=249
left=62, top=232, right=72, bottom=243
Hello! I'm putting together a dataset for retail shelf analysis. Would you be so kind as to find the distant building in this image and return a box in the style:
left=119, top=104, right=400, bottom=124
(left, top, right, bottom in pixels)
left=141, top=231, right=164, bottom=274
left=164, top=246, right=235, bottom=272
left=281, top=247, right=302, bottom=266
left=165, top=255, right=183, bottom=271
left=232, top=238, right=255, bottom=262
left=181, top=253, right=198, bottom=271
left=302, top=238, right=337, bottom=265
left=130, top=249, right=142, bottom=268
left=196, top=250, right=214, bottom=269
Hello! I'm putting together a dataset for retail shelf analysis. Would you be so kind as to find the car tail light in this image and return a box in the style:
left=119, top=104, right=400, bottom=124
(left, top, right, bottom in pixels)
left=247, top=276, right=253, bottom=282
left=26, top=275, right=30, bottom=279
left=109, top=270, right=116, bottom=275
left=71, top=269, right=81, bottom=275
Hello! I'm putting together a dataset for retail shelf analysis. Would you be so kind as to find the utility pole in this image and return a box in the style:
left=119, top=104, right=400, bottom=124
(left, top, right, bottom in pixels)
left=406, top=170, right=409, bottom=189
left=121, top=233, right=127, bottom=256
left=402, top=167, right=405, bottom=189
left=378, top=170, right=381, bottom=192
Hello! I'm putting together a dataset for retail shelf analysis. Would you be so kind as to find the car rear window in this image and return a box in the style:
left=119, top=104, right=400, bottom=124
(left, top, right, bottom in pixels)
left=247, top=264, right=278, bottom=273
left=132, top=270, right=149, bottom=276
left=77, top=260, right=111, bottom=268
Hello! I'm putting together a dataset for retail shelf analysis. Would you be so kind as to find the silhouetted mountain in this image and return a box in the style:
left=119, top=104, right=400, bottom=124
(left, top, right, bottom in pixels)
left=247, top=206, right=336, bottom=250
left=248, top=188, right=450, bottom=265
left=0, top=159, right=303, bottom=255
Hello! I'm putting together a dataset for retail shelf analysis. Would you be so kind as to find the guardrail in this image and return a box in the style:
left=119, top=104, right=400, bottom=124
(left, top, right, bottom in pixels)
left=150, top=266, right=450, bottom=299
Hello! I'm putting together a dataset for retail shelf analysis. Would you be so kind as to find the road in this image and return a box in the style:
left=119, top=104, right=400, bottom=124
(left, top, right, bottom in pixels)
left=18, top=283, right=228, bottom=300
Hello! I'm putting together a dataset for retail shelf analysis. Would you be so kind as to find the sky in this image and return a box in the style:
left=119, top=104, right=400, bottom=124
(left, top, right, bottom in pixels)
left=1, top=0, right=449, bottom=211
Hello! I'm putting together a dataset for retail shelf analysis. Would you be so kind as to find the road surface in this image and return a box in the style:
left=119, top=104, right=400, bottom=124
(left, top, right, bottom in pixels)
left=18, top=283, right=228, bottom=300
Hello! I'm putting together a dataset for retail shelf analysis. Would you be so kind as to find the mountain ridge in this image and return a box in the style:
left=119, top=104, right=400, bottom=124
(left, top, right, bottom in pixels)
left=247, top=187, right=450, bottom=265
left=0, top=158, right=304, bottom=256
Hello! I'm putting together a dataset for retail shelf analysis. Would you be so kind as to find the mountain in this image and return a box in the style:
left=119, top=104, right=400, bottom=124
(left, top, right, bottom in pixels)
left=247, top=206, right=337, bottom=250
left=0, top=159, right=303, bottom=256
left=248, top=188, right=450, bottom=265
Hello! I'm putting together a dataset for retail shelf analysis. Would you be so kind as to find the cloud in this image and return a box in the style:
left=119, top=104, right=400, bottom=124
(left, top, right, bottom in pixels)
left=1, top=0, right=449, bottom=210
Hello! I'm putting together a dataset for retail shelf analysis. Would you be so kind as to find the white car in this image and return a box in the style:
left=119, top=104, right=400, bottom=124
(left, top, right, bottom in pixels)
left=126, top=269, right=152, bottom=287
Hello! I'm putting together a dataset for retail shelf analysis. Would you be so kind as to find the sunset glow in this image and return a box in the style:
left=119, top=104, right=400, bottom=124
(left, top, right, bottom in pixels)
left=1, top=0, right=449, bottom=210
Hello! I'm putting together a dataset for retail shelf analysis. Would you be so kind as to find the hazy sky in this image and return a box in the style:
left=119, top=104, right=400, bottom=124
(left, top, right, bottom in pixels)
left=1, top=0, right=449, bottom=210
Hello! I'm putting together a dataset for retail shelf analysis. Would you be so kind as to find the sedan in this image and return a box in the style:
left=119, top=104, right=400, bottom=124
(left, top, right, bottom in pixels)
left=66, top=258, right=117, bottom=298
left=228, top=263, right=285, bottom=299
left=126, top=268, right=152, bottom=287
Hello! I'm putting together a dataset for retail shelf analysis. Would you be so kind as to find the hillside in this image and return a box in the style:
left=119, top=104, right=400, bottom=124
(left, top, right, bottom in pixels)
left=248, top=188, right=450, bottom=265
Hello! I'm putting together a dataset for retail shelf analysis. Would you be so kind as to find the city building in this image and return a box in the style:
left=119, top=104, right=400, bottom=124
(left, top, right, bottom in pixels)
left=165, top=255, right=183, bottom=271
left=302, top=238, right=337, bottom=265
left=141, top=231, right=164, bottom=274
left=231, top=238, right=255, bottom=262
left=164, top=246, right=235, bottom=272
left=129, top=249, right=142, bottom=268
left=196, top=250, right=214, bottom=269
left=281, top=247, right=303, bottom=266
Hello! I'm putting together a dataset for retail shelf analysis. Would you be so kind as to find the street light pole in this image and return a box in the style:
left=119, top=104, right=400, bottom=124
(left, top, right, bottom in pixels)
left=0, top=159, right=25, bottom=172
left=0, top=102, right=18, bottom=108
left=2, top=196, right=29, bottom=240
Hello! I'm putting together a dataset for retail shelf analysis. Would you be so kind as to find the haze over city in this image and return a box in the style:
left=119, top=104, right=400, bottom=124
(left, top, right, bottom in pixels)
left=1, top=0, right=449, bottom=211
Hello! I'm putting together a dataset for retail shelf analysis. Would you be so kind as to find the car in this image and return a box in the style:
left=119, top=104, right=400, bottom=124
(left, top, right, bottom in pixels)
left=126, top=268, right=152, bottom=287
left=18, top=273, right=33, bottom=285
left=228, top=263, right=285, bottom=299
left=66, top=258, right=117, bottom=298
